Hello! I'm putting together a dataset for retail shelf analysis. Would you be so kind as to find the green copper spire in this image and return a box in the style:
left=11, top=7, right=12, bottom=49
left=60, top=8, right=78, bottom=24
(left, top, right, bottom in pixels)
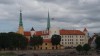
left=19, top=9, right=23, bottom=26
left=47, top=11, right=50, bottom=30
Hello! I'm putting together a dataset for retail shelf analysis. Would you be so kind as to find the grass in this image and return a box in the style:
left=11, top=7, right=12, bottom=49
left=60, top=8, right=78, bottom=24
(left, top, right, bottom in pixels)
left=0, top=52, right=17, bottom=56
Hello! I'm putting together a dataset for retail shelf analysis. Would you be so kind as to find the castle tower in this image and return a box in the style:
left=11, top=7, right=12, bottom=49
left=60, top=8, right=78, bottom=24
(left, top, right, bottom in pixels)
left=83, top=27, right=89, bottom=36
left=47, top=11, right=51, bottom=30
left=30, top=27, right=35, bottom=36
left=17, top=10, right=24, bottom=35
left=83, top=27, right=89, bottom=44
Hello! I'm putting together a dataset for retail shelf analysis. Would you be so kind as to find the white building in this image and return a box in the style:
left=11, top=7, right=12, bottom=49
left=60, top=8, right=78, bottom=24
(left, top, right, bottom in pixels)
left=21, top=11, right=89, bottom=48
left=24, top=27, right=89, bottom=48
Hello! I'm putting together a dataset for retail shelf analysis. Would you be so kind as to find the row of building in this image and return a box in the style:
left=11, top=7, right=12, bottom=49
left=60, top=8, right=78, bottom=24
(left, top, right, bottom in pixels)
left=17, top=10, right=89, bottom=50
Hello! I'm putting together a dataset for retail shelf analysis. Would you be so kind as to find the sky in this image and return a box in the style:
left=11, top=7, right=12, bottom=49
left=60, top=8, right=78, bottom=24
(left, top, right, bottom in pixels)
left=0, top=0, right=100, bottom=35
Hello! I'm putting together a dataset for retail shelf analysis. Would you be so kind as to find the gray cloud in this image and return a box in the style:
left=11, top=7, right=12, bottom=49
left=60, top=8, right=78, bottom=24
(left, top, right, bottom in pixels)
left=0, top=0, right=16, bottom=5
left=0, top=0, right=100, bottom=35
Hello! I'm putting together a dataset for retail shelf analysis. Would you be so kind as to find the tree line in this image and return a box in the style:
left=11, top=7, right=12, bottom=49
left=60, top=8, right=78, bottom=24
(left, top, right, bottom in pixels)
left=0, top=32, right=61, bottom=50
left=30, top=34, right=61, bottom=49
left=76, top=44, right=91, bottom=54
left=0, top=32, right=28, bottom=50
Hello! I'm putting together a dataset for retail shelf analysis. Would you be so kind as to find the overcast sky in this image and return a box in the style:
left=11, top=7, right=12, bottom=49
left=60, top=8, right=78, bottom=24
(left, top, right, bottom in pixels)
left=0, top=0, right=100, bottom=35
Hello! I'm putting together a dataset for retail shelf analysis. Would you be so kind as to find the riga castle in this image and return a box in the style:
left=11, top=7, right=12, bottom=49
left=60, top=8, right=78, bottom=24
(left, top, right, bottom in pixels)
left=17, top=10, right=89, bottom=50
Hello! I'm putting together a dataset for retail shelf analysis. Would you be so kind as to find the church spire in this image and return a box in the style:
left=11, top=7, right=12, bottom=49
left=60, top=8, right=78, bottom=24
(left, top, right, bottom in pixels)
left=47, top=10, right=50, bottom=30
left=19, top=9, right=23, bottom=26
left=17, top=9, right=24, bottom=35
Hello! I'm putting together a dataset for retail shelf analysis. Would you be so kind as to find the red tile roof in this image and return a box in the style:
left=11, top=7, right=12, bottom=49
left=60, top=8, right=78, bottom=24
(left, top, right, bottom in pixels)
left=60, top=30, right=85, bottom=35
left=24, top=30, right=85, bottom=36
left=24, top=31, right=31, bottom=36
left=35, top=31, right=49, bottom=36
left=43, top=39, right=51, bottom=42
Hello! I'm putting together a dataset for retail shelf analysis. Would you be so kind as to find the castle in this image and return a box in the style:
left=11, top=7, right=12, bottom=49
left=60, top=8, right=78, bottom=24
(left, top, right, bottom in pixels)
left=17, top=10, right=89, bottom=50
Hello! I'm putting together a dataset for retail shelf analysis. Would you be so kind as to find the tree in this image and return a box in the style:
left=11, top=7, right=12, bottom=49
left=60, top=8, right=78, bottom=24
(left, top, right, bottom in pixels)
left=95, top=36, right=100, bottom=49
left=8, top=32, right=28, bottom=49
left=51, top=34, right=61, bottom=49
left=38, top=36, right=43, bottom=45
left=76, top=45, right=83, bottom=53
left=0, top=32, right=28, bottom=50
left=30, top=35, right=43, bottom=49
left=83, top=44, right=91, bottom=54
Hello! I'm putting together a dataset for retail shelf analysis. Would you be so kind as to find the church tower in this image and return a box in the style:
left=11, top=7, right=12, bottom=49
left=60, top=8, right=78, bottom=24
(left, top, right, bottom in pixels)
left=83, top=27, right=89, bottom=44
left=30, top=27, right=35, bottom=36
left=47, top=11, right=51, bottom=30
left=83, top=27, right=89, bottom=36
left=17, top=10, right=24, bottom=35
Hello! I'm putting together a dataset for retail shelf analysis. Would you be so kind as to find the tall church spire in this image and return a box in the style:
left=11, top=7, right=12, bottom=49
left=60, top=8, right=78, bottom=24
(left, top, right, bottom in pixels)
left=47, top=10, right=50, bottom=30
left=17, top=9, right=24, bottom=35
left=19, top=9, right=23, bottom=26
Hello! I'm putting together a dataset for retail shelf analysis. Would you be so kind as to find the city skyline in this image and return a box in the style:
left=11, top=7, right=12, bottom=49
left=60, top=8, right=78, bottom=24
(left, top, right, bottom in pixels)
left=0, top=0, right=100, bottom=35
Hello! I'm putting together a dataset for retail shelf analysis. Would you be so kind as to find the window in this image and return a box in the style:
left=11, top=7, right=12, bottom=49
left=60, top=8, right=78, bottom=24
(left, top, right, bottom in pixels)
left=62, top=42, right=63, bottom=44
left=65, top=39, right=66, bottom=41
left=52, top=47, right=54, bottom=49
left=70, top=42, right=71, bottom=44
left=62, top=39, right=63, bottom=41
left=76, top=35, right=77, bottom=38
left=72, top=39, right=73, bottom=41
left=80, top=39, right=83, bottom=41
left=68, top=36, right=69, bottom=38
left=46, top=47, right=47, bottom=49
left=40, top=47, right=42, bottom=50
left=80, top=36, right=81, bottom=38
left=72, top=42, right=73, bottom=44
left=45, top=43, right=47, bottom=45
left=82, top=36, right=84, bottom=38
left=72, top=36, right=73, bottom=38
left=70, top=35, right=71, bottom=38
left=76, top=42, right=78, bottom=44
left=70, top=39, right=71, bottom=41
left=65, top=42, right=67, bottom=44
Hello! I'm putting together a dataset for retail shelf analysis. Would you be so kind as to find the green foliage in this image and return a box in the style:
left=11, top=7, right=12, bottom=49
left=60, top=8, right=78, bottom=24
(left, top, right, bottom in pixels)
left=30, top=35, right=43, bottom=46
left=95, top=36, right=100, bottom=49
left=83, top=44, right=91, bottom=52
left=76, top=45, right=83, bottom=53
left=51, top=34, right=61, bottom=45
left=0, top=32, right=28, bottom=50
left=0, top=52, right=16, bottom=56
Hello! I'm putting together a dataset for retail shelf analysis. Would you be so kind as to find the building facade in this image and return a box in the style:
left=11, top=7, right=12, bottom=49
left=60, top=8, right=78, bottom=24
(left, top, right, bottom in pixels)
left=17, top=10, right=89, bottom=49
left=24, top=27, right=88, bottom=47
